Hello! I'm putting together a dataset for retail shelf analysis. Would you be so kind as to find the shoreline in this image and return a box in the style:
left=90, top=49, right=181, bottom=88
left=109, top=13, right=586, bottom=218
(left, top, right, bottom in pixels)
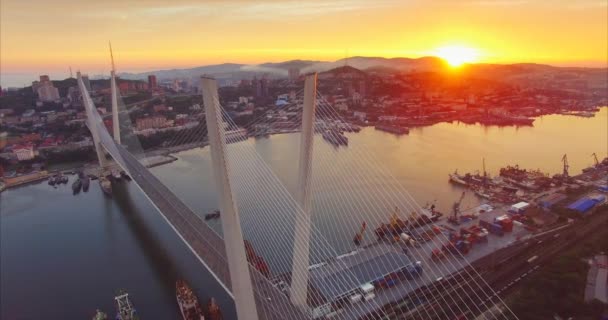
left=2, top=107, right=605, bottom=193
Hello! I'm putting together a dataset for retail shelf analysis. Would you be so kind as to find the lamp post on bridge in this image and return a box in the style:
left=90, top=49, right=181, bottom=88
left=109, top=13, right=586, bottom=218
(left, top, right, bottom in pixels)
left=201, top=76, right=259, bottom=320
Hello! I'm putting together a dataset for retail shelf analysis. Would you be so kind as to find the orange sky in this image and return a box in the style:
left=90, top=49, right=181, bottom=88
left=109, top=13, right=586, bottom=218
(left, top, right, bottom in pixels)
left=1, top=0, right=607, bottom=76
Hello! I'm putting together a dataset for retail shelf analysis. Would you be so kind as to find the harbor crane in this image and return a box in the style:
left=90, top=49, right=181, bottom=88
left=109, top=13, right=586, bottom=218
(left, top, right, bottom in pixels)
left=448, top=191, right=466, bottom=225
left=592, top=153, right=600, bottom=167
left=353, top=221, right=367, bottom=246
left=562, top=154, right=569, bottom=178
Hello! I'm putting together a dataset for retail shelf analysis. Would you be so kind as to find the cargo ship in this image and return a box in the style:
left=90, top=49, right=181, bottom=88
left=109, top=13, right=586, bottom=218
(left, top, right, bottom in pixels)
left=206, top=298, right=223, bottom=320
left=244, top=240, right=271, bottom=278
left=176, top=280, right=205, bottom=320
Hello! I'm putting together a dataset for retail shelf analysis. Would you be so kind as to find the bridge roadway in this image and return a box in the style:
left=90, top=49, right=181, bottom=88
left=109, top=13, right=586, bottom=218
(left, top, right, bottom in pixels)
left=113, top=143, right=308, bottom=320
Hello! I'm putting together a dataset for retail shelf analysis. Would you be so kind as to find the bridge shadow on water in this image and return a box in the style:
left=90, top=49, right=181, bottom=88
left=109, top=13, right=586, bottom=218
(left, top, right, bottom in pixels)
left=110, top=181, right=237, bottom=319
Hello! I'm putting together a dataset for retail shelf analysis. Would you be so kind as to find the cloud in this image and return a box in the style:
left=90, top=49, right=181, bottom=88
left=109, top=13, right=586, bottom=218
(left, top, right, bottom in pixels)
left=134, top=0, right=401, bottom=19
left=468, top=0, right=527, bottom=6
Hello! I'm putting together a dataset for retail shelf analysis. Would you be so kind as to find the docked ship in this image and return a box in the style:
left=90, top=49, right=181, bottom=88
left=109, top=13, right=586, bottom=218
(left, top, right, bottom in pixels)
left=206, top=298, right=223, bottom=320
left=92, top=309, right=108, bottom=320
left=448, top=171, right=468, bottom=186
left=100, top=177, right=112, bottom=196
left=79, top=171, right=90, bottom=192
left=82, top=175, right=90, bottom=192
left=176, top=280, right=205, bottom=320
left=374, top=124, right=409, bottom=135
left=72, top=178, right=82, bottom=194
left=322, top=130, right=348, bottom=146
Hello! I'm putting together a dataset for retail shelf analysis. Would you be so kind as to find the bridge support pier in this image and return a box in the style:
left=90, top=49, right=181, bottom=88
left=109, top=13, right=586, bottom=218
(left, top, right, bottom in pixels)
left=78, top=72, right=109, bottom=169
left=290, top=73, right=317, bottom=308
left=201, top=77, right=259, bottom=320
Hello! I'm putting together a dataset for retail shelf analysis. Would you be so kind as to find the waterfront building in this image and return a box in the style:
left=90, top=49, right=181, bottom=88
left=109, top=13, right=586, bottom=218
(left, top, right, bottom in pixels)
left=36, top=75, right=60, bottom=102
left=13, top=145, right=35, bottom=161
left=136, top=115, right=168, bottom=131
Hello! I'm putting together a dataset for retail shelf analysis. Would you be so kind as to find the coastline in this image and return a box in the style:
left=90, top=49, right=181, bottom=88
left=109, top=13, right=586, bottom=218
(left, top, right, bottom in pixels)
left=2, top=106, right=605, bottom=193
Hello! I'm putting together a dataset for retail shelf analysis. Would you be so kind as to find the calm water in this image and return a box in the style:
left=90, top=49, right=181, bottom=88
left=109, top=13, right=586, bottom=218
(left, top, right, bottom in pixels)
left=1, top=108, right=606, bottom=319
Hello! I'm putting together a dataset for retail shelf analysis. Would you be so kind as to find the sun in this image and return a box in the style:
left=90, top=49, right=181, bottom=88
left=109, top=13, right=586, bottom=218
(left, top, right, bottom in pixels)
left=435, top=45, right=480, bottom=67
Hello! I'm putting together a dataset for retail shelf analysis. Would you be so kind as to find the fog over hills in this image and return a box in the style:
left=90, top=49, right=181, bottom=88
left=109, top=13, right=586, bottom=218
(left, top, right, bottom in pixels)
left=115, top=56, right=452, bottom=81
left=114, top=56, right=607, bottom=87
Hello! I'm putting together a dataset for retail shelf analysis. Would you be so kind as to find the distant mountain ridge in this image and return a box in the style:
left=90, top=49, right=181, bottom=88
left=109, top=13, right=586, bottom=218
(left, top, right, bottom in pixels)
left=115, top=56, right=606, bottom=82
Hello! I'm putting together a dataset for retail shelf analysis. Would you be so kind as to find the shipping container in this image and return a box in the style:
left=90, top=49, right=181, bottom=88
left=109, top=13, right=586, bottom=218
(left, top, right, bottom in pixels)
left=567, top=198, right=597, bottom=212
left=489, top=223, right=504, bottom=236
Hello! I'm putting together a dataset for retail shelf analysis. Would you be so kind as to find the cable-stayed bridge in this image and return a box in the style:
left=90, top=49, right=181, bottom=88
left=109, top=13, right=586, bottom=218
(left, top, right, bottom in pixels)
left=75, top=53, right=524, bottom=320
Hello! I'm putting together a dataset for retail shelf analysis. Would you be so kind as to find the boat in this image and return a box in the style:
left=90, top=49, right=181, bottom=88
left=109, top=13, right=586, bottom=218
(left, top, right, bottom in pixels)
left=204, top=210, right=220, bottom=221
left=82, top=175, right=90, bottom=192
left=448, top=172, right=468, bottom=186
left=72, top=178, right=82, bottom=194
left=112, top=170, right=122, bottom=181
left=120, top=171, right=132, bottom=181
left=176, top=280, right=205, bottom=320
left=92, top=309, right=108, bottom=320
left=100, top=177, right=112, bottom=196
left=322, top=130, right=348, bottom=146
left=375, top=124, right=409, bottom=134
left=115, top=291, right=139, bottom=320
left=206, top=298, right=223, bottom=320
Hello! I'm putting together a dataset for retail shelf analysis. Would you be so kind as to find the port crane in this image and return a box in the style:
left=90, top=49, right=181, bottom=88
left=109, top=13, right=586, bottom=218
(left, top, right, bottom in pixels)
left=448, top=191, right=466, bottom=225
left=562, top=154, right=569, bottom=178
left=115, top=292, right=138, bottom=320
left=353, top=221, right=367, bottom=246
left=592, top=153, right=600, bottom=167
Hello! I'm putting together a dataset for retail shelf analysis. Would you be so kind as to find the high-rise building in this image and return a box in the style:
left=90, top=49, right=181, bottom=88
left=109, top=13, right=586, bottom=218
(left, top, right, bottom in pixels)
left=358, top=80, right=366, bottom=97
left=288, top=68, right=300, bottom=81
left=148, top=75, right=157, bottom=90
left=36, top=75, right=60, bottom=102
left=260, top=77, right=269, bottom=97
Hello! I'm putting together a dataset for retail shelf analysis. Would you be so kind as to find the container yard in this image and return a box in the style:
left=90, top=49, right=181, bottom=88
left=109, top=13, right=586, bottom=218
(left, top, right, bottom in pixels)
left=264, top=154, right=608, bottom=319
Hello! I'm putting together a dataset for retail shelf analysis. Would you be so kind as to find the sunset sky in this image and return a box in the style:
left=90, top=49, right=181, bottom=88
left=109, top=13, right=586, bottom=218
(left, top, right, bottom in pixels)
left=1, top=0, right=607, bottom=85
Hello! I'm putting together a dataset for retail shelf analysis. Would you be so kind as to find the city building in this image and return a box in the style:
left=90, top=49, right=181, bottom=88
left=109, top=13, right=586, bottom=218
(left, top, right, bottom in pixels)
left=288, top=68, right=300, bottom=81
left=13, top=145, right=35, bottom=161
left=148, top=75, right=157, bottom=90
left=36, top=75, right=60, bottom=102
left=136, top=115, right=168, bottom=131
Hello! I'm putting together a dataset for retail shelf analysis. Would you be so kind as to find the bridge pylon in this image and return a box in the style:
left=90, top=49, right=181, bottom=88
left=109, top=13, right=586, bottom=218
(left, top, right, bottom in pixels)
left=290, top=73, right=317, bottom=308
left=78, top=72, right=109, bottom=169
left=201, top=76, right=259, bottom=320
left=110, top=42, right=121, bottom=144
